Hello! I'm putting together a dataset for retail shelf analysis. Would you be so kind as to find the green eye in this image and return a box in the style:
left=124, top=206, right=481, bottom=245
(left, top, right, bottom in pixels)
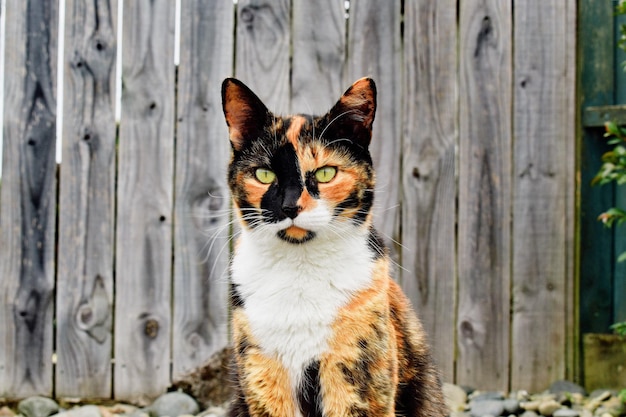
left=255, top=168, right=276, bottom=184
left=315, top=166, right=337, bottom=183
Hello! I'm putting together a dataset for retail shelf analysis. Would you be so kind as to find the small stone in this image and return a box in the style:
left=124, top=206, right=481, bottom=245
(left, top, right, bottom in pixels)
left=538, top=399, right=561, bottom=416
left=53, top=405, right=102, bottom=417
left=0, top=407, right=16, bottom=417
left=522, top=401, right=541, bottom=412
left=521, top=411, right=541, bottom=417
left=19, top=397, right=60, bottom=417
left=197, top=407, right=226, bottom=417
left=444, top=383, right=469, bottom=412
left=585, top=392, right=612, bottom=412
left=549, top=381, right=587, bottom=396
left=554, top=409, right=580, bottom=417
left=591, top=391, right=613, bottom=402
left=503, top=399, right=521, bottom=414
left=569, top=393, right=585, bottom=406
left=596, top=396, right=626, bottom=417
left=148, top=392, right=199, bottom=417
left=469, top=400, right=505, bottom=417
left=106, top=404, right=137, bottom=415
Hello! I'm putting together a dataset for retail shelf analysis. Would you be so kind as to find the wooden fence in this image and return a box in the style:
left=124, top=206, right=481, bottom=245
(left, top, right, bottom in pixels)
left=0, top=0, right=577, bottom=403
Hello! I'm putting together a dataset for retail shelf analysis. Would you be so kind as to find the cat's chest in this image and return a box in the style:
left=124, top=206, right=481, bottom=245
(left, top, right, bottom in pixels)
left=231, top=231, right=374, bottom=380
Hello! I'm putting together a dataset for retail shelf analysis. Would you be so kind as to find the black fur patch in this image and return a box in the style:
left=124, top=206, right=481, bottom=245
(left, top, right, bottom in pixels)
left=298, top=360, right=323, bottom=417
left=230, top=283, right=244, bottom=308
left=276, top=229, right=317, bottom=244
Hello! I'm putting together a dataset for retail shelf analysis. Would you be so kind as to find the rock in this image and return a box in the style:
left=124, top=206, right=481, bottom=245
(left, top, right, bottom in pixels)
left=554, top=409, right=580, bottom=417
left=18, top=397, right=60, bottom=417
left=444, top=383, right=469, bottom=412
left=197, top=406, right=227, bottom=417
left=521, top=411, right=541, bottom=417
left=149, top=392, right=199, bottom=417
left=105, top=404, right=138, bottom=415
left=538, top=399, right=562, bottom=416
left=521, top=401, right=542, bottom=412
left=595, top=396, right=626, bottom=417
left=53, top=405, right=102, bottom=417
left=469, top=400, right=505, bottom=417
left=549, top=381, right=587, bottom=396
left=585, top=391, right=613, bottom=412
left=503, top=399, right=521, bottom=414
left=0, top=406, right=16, bottom=417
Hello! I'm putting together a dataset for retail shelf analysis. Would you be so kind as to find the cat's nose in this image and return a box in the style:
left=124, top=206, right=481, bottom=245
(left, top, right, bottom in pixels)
left=282, top=186, right=302, bottom=219
left=281, top=204, right=299, bottom=219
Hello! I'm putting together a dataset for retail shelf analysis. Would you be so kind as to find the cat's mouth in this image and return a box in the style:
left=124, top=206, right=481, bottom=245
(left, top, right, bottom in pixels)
left=277, top=225, right=316, bottom=244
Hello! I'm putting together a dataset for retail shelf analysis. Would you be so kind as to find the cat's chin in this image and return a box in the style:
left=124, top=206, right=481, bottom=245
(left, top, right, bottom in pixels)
left=276, top=226, right=316, bottom=244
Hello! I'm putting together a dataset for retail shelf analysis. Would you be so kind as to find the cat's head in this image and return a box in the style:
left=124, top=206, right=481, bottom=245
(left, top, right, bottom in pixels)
left=221, top=77, right=377, bottom=245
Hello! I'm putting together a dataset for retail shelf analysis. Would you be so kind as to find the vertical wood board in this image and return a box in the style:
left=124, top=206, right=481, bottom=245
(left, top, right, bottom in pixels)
left=172, top=0, right=234, bottom=380
left=510, top=0, right=576, bottom=391
left=114, top=0, right=175, bottom=404
left=400, top=0, right=458, bottom=382
left=55, top=0, right=118, bottom=398
left=291, top=0, right=346, bottom=114
left=346, top=0, right=402, bottom=262
left=0, top=0, right=58, bottom=398
left=457, top=0, right=512, bottom=390
left=235, top=0, right=290, bottom=114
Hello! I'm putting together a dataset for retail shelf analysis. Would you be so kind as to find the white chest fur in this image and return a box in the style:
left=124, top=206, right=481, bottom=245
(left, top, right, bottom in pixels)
left=231, top=226, right=374, bottom=387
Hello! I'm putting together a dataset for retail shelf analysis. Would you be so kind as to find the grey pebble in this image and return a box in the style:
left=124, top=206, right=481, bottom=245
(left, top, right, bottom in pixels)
left=503, top=399, right=521, bottom=414
left=53, top=405, right=102, bottom=417
left=553, top=409, right=580, bottom=417
left=148, top=392, right=199, bottom=417
left=18, top=397, right=59, bottom=417
left=549, top=381, right=586, bottom=396
left=470, top=400, right=505, bottom=417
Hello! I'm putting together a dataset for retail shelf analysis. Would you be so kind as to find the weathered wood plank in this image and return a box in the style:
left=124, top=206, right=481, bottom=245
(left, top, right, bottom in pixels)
left=55, top=0, right=117, bottom=398
left=113, top=0, right=175, bottom=403
left=0, top=0, right=57, bottom=398
left=291, top=0, right=346, bottom=114
left=345, top=0, right=401, bottom=263
left=172, top=0, right=234, bottom=380
left=235, top=0, right=290, bottom=114
left=400, top=0, right=457, bottom=382
left=510, top=0, right=576, bottom=392
left=457, top=0, right=512, bottom=391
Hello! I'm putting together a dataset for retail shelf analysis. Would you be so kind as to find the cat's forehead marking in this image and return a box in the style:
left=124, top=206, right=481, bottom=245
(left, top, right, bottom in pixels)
left=285, top=115, right=307, bottom=148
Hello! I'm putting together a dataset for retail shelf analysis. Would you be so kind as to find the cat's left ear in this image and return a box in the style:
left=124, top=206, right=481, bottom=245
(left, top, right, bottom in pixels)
left=222, top=78, right=270, bottom=151
left=326, top=77, right=377, bottom=148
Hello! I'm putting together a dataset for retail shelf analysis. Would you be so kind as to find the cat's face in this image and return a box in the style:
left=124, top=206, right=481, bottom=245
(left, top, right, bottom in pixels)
left=222, top=78, right=377, bottom=244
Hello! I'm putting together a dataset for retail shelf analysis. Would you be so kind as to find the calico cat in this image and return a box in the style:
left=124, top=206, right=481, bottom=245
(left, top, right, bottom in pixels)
left=221, top=77, right=447, bottom=417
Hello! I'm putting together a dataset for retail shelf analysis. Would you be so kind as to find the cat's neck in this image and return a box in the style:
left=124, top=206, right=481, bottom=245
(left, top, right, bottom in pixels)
left=231, top=223, right=375, bottom=294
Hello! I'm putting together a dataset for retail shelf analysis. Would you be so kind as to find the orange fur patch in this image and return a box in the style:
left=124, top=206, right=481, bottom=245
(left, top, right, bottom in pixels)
left=286, top=116, right=307, bottom=149
left=284, top=225, right=309, bottom=240
left=297, top=188, right=316, bottom=211
left=244, top=178, right=269, bottom=208
left=320, top=266, right=396, bottom=416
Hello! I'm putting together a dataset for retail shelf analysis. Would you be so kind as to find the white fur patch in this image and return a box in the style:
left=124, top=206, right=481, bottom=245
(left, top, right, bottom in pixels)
left=231, top=202, right=374, bottom=392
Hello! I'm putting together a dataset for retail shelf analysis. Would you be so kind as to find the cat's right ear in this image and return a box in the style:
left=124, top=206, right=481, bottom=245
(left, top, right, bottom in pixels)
left=221, top=78, right=269, bottom=151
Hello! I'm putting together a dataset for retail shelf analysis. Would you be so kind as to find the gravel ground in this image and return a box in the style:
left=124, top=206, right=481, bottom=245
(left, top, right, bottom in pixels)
left=1, top=380, right=625, bottom=417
